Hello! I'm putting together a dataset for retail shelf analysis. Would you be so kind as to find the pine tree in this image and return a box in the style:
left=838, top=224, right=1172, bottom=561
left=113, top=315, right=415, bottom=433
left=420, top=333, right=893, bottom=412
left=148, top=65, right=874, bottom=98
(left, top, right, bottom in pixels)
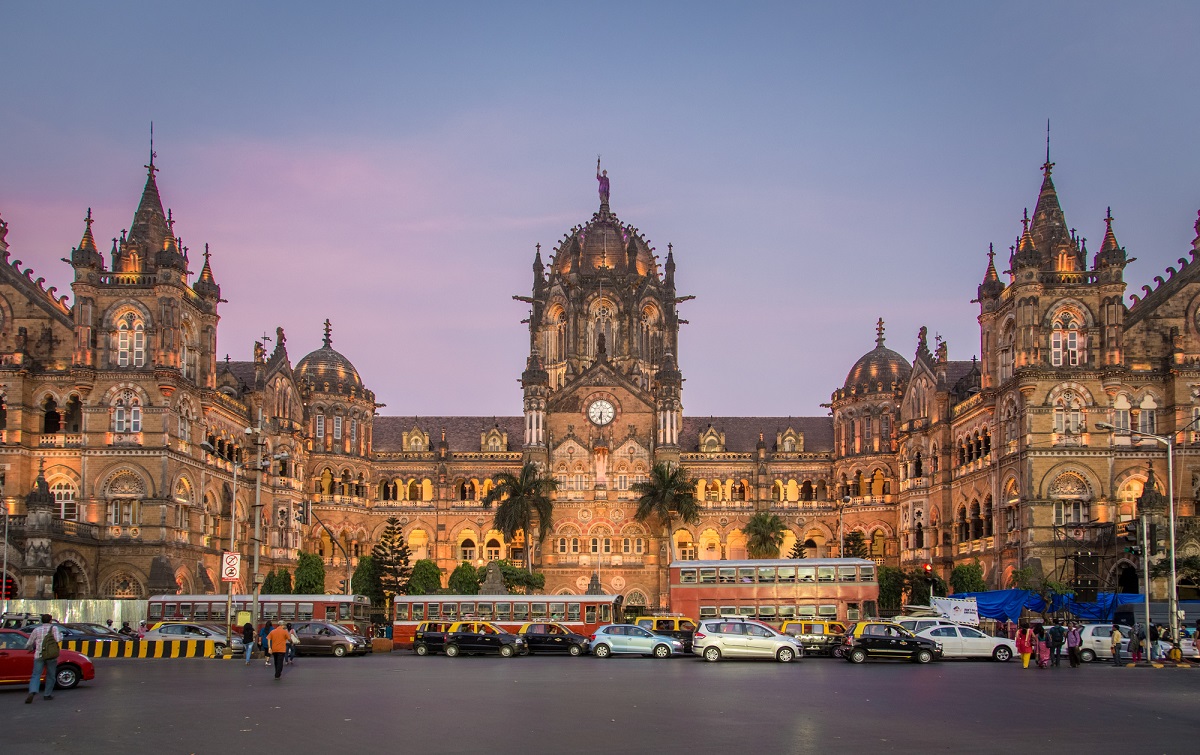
left=842, top=530, right=868, bottom=559
left=293, top=551, right=326, bottom=594
left=787, top=540, right=806, bottom=559
left=371, top=517, right=413, bottom=614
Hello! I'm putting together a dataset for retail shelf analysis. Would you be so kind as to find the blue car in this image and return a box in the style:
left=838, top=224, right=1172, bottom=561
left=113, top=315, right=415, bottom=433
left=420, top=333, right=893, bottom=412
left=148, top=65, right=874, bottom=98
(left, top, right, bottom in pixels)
left=589, top=624, right=685, bottom=659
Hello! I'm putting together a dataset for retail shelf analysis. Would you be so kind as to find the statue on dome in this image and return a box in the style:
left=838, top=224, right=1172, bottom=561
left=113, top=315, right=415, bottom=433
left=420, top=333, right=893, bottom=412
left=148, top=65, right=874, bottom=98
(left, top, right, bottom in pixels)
left=596, top=157, right=610, bottom=205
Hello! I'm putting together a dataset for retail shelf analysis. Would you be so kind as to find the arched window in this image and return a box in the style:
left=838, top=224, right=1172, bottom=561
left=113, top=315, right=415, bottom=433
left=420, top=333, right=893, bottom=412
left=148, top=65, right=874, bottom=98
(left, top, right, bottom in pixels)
left=42, top=396, right=61, bottom=433
left=485, top=538, right=502, bottom=561
left=113, top=391, right=142, bottom=433
left=51, top=480, right=78, bottom=521
left=408, top=435, right=424, bottom=452
left=180, top=323, right=195, bottom=380
left=957, top=506, right=969, bottom=542
left=117, top=315, right=146, bottom=368
left=1051, top=315, right=1081, bottom=367
left=999, top=323, right=1015, bottom=382
left=460, top=538, right=476, bottom=561
left=101, top=571, right=145, bottom=599
left=1138, top=395, right=1158, bottom=434
left=1053, top=391, right=1083, bottom=436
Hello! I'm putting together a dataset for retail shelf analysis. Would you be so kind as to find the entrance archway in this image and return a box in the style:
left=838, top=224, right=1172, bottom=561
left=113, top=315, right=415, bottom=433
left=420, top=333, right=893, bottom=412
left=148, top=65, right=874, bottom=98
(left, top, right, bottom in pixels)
left=1116, top=563, right=1139, bottom=594
left=53, top=561, right=87, bottom=599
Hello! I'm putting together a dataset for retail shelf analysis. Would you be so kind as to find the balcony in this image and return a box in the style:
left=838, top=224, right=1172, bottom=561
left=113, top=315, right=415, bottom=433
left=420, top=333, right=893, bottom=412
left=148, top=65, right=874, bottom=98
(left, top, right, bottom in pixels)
left=99, top=272, right=158, bottom=286
left=51, top=519, right=100, bottom=540
left=900, top=477, right=929, bottom=492
left=38, top=433, right=84, bottom=448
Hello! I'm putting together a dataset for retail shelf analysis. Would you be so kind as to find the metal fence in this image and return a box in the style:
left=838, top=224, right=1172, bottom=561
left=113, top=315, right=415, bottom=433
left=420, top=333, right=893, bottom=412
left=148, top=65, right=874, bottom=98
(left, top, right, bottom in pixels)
left=2, top=599, right=147, bottom=626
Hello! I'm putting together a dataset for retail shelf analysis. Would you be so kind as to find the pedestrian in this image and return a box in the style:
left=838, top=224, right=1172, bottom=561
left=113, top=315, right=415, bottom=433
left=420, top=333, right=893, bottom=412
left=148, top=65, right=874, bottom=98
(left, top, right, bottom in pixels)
left=1016, top=622, right=1034, bottom=668
left=1033, top=624, right=1050, bottom=668
left=1129, top=623, right=1143, bottom=662
left=119, top=621, right=136, bottom=637
left=1066, top=622, right=1082, bottom=668
left=259, top=621, right=272, bottom=666
left=285, top=623, right=297, bottom=665
left=1148, top=623, right=1160, bottom=662
left=24, top=614, right=62, bottom=704
left=267, top=621, right=290, bottom=680
left=1007, top=620, right=1017, bottom=641
left=1048, top=618, right=1066, bottom=667
left=1110, top=624, right=1124, bottom=666
left=105, top=619, right=114, bottom=630
left=242, top=621, right=255, bottom=664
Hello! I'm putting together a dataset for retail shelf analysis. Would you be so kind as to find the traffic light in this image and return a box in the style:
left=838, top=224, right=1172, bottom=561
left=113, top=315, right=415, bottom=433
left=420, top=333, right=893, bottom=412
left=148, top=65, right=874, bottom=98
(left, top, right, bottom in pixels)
left=1120, top=521, right=1141, bottom=556
left=1146, top=522, right=1161, bottom=557
left=922, top=563, right=933, bottom=580
left=339, top=579, right=348, bottom=591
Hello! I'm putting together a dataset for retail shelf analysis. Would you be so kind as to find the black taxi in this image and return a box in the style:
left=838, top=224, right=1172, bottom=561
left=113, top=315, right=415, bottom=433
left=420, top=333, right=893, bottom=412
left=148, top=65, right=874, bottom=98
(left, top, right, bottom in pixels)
left=840, top=621, right=941, bottom=664
left=517, top=622, right=590, bottom=656
left=444, top=621, right=527, bottom=658
left=413, top=621, right=454, bottom=656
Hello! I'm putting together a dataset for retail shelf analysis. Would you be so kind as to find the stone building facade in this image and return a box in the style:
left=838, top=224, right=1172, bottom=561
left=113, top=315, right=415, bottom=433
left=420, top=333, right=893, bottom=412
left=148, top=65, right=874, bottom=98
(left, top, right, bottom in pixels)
left=2, top=152, right=1199, bottom=609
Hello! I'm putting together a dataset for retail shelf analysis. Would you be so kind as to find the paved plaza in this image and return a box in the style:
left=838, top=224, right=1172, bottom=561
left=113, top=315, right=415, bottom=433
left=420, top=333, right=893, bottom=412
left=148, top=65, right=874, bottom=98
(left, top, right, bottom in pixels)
left=4, top=654, right=1198, bottom=754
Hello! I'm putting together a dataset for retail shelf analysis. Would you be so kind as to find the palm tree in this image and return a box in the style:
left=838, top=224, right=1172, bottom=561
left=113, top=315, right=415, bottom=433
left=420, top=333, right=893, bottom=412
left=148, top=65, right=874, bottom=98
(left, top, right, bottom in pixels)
left=632, top=462, right=699, bottom=561
left=742, top=512, right=787, bottom=558
left=482, top=462, right=558, bottom=571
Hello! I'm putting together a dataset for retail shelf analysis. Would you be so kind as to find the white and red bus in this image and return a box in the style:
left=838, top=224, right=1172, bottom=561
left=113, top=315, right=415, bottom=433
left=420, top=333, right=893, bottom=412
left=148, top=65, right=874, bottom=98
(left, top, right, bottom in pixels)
left=668, top=558, right=879, bottom=625
left=392, top=594, right=623, bottom=650
left=148, top=594, right=373, bottom=635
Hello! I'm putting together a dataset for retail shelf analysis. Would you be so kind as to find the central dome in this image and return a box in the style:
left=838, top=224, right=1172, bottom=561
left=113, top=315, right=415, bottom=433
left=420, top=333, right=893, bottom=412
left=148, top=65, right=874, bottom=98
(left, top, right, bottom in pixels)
left=843, top=321, right=911, bottom=394
left=551, top=207, right=659, bottom=278
left=295, top=321, right=364, bottom=394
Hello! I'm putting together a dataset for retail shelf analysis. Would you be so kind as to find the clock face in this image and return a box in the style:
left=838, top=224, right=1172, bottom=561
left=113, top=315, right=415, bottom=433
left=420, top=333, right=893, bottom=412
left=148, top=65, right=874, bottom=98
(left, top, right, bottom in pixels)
left=587, top=399, right=615, bottom=426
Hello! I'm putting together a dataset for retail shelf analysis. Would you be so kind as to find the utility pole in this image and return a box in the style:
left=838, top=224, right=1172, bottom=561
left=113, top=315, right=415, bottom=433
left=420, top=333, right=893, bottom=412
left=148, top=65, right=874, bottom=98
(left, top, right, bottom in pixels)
left=1141, top=515, right=1151, bottom=661
left=251, top=409, right=265, bottom=626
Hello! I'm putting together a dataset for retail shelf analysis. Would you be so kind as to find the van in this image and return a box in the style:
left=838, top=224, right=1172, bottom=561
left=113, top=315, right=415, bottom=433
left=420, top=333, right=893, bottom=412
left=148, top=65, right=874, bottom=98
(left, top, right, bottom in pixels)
left=780, top=620, right=849, bottom=656
left=633, top=616, right=698, bottom=652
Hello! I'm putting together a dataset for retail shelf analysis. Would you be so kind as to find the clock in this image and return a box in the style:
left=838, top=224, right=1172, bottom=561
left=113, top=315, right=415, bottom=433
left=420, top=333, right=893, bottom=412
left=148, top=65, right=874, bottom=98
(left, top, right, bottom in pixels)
left=587, top=399, right=615, bottom=426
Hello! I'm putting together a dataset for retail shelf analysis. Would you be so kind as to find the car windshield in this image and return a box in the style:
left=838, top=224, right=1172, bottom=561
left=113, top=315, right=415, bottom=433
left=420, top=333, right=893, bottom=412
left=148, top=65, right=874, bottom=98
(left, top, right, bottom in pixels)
left=327, top=624, right=355, bottom=636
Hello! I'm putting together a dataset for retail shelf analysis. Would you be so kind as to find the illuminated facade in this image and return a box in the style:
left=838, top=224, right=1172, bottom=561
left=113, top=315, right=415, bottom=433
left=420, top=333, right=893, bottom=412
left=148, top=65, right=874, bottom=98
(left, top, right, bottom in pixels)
left=2, top=153, right=1199, bottom=607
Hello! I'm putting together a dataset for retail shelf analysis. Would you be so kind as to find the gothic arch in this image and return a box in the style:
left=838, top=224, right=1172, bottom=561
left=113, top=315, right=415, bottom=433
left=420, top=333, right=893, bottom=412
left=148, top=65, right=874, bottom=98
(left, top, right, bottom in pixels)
left=100, top=466, right=152, bottom=498
left=1043, top=297, right=1096, bottom=328
left=1044, top=382, right=1096, bottom=407
left=53, top=550, right=92, bottom=596
left=1039, top=465, right=1099, bottom=500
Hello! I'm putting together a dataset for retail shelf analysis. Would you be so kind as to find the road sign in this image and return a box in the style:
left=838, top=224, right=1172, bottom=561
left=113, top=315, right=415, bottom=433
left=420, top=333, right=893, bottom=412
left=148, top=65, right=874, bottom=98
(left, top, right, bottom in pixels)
left=221, top=552, right=241, bottom=582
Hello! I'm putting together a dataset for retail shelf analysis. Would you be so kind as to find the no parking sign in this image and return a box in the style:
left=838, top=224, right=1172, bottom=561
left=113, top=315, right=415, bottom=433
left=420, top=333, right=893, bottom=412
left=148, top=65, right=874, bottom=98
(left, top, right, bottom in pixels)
left=221, top=552, right=241, bottom=582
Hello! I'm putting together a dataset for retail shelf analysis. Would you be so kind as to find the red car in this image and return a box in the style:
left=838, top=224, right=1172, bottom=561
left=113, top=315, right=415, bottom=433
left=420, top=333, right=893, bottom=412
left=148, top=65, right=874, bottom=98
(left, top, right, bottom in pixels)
left=0, top=628, right=96, bottom=690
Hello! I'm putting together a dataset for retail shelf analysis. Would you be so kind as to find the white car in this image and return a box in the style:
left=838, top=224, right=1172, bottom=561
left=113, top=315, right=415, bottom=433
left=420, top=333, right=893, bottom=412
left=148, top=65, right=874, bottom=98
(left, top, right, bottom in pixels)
left=1075, top=623, right=1132, bottom=662
left=916, top=624, right=1017, bottom=661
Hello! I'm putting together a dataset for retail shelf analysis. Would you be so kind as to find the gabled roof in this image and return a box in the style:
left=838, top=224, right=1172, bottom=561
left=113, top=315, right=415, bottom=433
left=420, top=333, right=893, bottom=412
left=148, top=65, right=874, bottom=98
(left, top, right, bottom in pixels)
left=681, top=416, right=833, bottom=453
left=374, top=416, right=523, bottom=453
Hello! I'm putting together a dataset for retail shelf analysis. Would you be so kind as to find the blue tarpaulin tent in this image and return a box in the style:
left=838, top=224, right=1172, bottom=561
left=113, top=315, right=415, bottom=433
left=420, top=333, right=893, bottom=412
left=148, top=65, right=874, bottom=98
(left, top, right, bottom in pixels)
left=950, top=590, right=1144, bottom=622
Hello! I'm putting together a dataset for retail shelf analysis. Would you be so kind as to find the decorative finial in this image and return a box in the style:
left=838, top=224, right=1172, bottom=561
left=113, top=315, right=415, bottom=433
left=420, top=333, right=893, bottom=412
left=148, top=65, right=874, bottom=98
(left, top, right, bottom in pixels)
left=1105, top=206, right=1114, bottom=230
left=875, top=317, right=885, bottom=347
left=146, top=121, right=159, bottom=176
left=322, top=318, right=332, bottom=348
left=203, top=243, right=211, bottom=264
left=224, top=353, right=231, bottom=367
left=536, top=242, right=541, bottom=255
left=1041, top=119, right=1054, bottom=176
left=1021, top=208, right=1030, bottom=232
left=37, top=457, right=45, bottom=476
left=85, top=207, right=93, bottom=228
left=987, top=243, right=995, bottom=265
left=166, top=208, right=174, bottom=232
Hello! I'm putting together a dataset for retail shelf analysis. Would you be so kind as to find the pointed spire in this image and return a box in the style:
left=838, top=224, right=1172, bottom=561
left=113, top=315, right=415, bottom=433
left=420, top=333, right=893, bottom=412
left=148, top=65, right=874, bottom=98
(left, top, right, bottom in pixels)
left=1095, top=207, right=1127, bottom=269
left=127, top=146, right=170, bottom=257
left=1030, top=142, right=1072, bottom=260
left=322, top=319, right=333, bottom=348
left=79, top=208, right=97, bottom=252
left=193, top=243, right=221, bottom=300
left=875, top=317, right=886, bottom=348
left=979, top=243, right=1004, bottom=299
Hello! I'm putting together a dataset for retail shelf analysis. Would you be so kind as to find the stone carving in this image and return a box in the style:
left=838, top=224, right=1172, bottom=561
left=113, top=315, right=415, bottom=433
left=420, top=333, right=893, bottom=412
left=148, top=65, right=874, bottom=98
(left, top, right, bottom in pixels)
left=1049, top=472, right=1090, bottom=499
left=106, top=471, right=147, bottom=497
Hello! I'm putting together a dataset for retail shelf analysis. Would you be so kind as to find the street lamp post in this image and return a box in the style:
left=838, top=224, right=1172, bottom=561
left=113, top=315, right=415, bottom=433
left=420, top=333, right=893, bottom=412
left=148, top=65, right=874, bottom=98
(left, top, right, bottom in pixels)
left=249, top=412, right=266, bottom=629
left=2, top=477, right=9, bottom=614
left=1095, top=421, right=1180, bottom=657
left=838, top=496, right=851, bottom=557
left=202, top=439, right=240, bottom=649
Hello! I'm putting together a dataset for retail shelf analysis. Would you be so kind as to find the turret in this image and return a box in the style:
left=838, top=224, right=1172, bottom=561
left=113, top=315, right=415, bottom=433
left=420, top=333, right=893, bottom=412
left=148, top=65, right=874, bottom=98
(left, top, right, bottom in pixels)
left=193, top=244, right=221, bottom=301
left=70, top=208, right=105, bottom=272
left=977, top=244, right=1005, bottom=305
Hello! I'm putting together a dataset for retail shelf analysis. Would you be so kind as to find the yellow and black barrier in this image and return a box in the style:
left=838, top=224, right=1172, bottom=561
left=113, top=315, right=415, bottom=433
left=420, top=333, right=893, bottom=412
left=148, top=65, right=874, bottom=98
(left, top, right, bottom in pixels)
left=62, top=640, right=220, bottom=658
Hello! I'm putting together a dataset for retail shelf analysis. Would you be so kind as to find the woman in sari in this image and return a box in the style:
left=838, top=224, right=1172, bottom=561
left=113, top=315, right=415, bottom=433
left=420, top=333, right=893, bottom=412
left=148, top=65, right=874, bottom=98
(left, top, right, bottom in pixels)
left=1016, top=622, right=1034, bottom=668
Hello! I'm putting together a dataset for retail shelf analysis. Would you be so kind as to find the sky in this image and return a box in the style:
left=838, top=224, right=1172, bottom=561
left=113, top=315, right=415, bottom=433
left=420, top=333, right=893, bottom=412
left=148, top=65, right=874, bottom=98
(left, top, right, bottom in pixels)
left=2, top=2, right=1198, bottom=418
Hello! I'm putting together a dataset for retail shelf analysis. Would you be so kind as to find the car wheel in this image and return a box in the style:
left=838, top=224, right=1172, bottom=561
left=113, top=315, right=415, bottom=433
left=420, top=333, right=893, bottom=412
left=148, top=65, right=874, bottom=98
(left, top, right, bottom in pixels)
left=777, top=647, right=795, bottom=663
left=445, top=644, right=460, bottom=657
left=847, top=647, right=867, bottom=664
left=568, top=644, right=583, bottom=657
left=992, top=646, right=1012, bottom=662
left=653, top=644, right=671, bottom=659
left=832, top=646, right=845, bottom=659
left=55, top=665, right=81, bottom=689
left=914, top=649, right=934, bottom=664
left=415, top=644, right=429, bottom=656
left=500, top=644, right=515, bottom=658
left=333, top=645, right=347, bottom=658
left=1079, top=648, right=1095, bottom=663
left=593, top=643, right=611, bottom=658
left=703, top=646, right=722, bottom=662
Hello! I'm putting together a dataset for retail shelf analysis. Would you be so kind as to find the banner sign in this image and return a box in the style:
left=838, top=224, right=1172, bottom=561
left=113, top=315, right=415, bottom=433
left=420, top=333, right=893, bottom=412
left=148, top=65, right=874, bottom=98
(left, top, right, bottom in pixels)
left=931, top=596, right=979, bottom=626
left=221, top=552, right=241, bottom=583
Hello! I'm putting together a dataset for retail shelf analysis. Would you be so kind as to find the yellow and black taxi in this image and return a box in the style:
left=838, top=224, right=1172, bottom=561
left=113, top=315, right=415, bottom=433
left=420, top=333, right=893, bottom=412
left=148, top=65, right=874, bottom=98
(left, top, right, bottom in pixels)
left=840, top=621, right=941, bottom=664
left=517, top=622, right=590, bottom=656
left=444, top=621, right=527, bottom=658
left=780, top=620, right=849, bottom=657
left=633, top=616, right=698, bottom=652
left=413, top=621, right=455, bottom=656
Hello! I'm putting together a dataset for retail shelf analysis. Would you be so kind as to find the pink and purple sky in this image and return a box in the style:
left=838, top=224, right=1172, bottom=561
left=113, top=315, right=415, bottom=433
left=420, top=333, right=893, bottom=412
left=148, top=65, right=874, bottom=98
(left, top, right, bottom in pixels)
left=2, top=2, right=1198, bottom=416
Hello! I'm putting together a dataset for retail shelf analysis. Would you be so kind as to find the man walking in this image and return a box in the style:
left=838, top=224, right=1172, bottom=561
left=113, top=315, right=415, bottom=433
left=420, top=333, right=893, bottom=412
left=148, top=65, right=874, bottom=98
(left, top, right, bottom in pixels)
left=267, top=621, right=290, bottom=680
left=24, top=614, right=62, bottom=704
left=1048, top=618, right=1066, bottom=667
left=242, top=621, right=255, bottom=664
left=1066, top=622, right=1082, bottom=668
left=1148, top=623, right=1160, bottom=662
left=1110, top=624, right=1124, bottom=666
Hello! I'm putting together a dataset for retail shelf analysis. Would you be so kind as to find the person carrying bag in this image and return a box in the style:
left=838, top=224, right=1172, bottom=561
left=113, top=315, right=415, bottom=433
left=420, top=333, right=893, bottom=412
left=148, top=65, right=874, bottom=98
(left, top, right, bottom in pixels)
left=24, top=614, right=62, bottom=704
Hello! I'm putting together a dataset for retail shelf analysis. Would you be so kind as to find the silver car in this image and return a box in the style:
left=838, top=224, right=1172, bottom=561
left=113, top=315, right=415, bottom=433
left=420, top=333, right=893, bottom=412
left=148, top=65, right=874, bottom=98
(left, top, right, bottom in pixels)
left=589, top=624, right=684, bottom=658
left=693, top=618, right=805, bottom=663
left=144, top=622, right=243, bottom=651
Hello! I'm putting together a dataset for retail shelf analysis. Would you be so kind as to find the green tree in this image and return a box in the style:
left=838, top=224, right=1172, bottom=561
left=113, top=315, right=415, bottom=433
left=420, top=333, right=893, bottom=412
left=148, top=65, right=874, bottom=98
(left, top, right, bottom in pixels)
left=1008, top=566, right=1073, bottom=618
left=950, top=560, right=988, bottom=594
left=260, top=569, right=279, bottom=594
left=742, top=512, right=787, bottom=558
left=352, top=555, right=385, bottom=607
left=878, top=566, right=906, bottom=611
left=406, top=559, right=444, bottom=595
left=293, top=551, right=326, bottom=594
left=842, top=530, right=868, bottom=559
left=905, top=570, right=947, bottom=606
left=632, top=462, right=700, bottom=560
left=475, top=560, right=546, bottom=594
left=787, top=539, right=806, bottom=559
left=371, top=516, right=413, bottom=613
left=448, top=562, right=481, bottom=594
left=482, top=462, right=559, bottom=571
left=276, top=568, right=292, bottom=594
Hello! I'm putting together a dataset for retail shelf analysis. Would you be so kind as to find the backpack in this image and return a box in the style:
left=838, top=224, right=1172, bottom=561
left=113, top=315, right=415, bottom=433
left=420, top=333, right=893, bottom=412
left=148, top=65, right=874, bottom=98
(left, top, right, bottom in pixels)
left=40, top=629, right=61, bottom=660
left=1049, top=625, right=1065, bottom=643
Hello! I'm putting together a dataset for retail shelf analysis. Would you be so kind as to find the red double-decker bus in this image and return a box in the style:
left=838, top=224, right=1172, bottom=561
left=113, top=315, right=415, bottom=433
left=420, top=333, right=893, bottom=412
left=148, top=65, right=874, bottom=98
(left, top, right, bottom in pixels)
left=148, top=594, right=373, bottom=636
left=392, top=594, right=623, bottom=650
left=668, top=558, right=879, bottom=625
